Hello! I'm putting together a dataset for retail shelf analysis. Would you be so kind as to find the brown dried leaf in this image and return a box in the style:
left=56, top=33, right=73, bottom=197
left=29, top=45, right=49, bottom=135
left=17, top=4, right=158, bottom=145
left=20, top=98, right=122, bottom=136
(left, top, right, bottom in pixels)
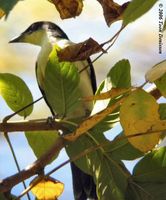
left=65, top=98, right=125, bottom=141
left=58, top=38, right=105, bottom=62
left=97, top=0, right=130, bottom=26
left=48, top=0, right=83, bottom=19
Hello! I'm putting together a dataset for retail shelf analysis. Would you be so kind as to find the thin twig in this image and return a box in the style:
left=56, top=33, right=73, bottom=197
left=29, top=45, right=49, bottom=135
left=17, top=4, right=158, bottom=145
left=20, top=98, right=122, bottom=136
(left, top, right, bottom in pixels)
left=79, top=25, right=125, bottom=74
left=3, top=97, right=43, bottom=122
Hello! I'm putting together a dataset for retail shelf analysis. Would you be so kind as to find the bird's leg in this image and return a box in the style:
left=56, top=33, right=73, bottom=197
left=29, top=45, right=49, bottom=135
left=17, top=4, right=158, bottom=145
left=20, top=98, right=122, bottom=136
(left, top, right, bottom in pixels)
left=46, top=114, right=59, bottom=126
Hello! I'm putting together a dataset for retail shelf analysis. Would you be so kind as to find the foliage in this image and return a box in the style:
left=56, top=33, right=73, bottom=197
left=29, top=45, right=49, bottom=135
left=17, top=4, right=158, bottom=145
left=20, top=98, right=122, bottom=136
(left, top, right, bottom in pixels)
left=44, top=46, right=80, bottom=117
left=0, top=1, right=165, bottom=200
left=0, top=73, right=33, bottom=118
left=25, top=130, right=60, bottom=161
left=31, top=177, right=64, bottom=200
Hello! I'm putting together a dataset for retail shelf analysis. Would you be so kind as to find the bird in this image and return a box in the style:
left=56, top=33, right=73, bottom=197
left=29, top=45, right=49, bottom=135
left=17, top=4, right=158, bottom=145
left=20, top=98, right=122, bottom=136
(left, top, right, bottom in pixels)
left=9, top=21, right=97, bottom=200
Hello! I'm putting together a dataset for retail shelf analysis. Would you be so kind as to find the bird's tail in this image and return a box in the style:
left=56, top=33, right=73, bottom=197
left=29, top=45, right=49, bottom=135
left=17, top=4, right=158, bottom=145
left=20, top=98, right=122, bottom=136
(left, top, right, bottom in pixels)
left=70, top=162, right=98, bottom=200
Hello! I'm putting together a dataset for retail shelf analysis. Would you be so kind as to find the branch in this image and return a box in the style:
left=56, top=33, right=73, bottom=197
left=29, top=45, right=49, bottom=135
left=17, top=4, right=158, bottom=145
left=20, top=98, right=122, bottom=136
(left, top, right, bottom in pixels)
left=0, top=137, right=65, bottom=193
left=0, top=119, right=65, bottom=132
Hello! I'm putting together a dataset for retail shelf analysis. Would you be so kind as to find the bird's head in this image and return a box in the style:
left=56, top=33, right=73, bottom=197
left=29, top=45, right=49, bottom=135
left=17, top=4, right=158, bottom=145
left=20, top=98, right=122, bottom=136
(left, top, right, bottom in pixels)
left=9, top=21, right=68, bottom=46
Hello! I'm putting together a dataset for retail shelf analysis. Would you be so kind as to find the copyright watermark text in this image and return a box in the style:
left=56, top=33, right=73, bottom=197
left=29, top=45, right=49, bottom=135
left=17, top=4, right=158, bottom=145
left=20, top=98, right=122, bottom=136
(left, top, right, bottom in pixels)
left=158, top=3, right=164, bottom=54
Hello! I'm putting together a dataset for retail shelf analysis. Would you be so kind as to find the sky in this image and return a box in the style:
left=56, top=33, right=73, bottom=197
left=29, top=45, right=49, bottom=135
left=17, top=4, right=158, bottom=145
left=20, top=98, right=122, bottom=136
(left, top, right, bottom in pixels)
left=0, top=0, right=166, bottom=199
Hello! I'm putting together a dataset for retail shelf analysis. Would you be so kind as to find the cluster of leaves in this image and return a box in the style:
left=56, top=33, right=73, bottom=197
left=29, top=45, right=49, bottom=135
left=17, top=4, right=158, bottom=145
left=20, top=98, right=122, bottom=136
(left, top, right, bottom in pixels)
left=0, top=0, right=166, bottom=200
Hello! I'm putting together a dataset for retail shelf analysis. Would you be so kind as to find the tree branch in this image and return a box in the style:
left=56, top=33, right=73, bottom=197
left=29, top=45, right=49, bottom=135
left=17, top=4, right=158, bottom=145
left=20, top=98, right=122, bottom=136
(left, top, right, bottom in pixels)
left=0, top=119, right=65, bottom=132
left=0, top=137, right=65, bottom=193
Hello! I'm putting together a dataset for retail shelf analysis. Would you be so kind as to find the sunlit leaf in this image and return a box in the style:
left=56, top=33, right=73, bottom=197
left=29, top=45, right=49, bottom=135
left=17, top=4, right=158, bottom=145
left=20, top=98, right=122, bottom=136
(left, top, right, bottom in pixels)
left=44, top=46, right=80, bottom=118
left=25, top=131, right=60, bottom=161
left=120, top=89, right=160, bottom=152
left=108, top=59, right=131, bottom=88
left=145, top=59, right=166, bottom=82
left=0, top=73, right=33, bottom=117
left=91, top=59, right=131, bottom=115
left=0, top=0, right=20, bottom=19
left=48, top=0, right=83, bottom=19
left=97, top=0, right=130, bottom=26
left=31, top=177, right=64, bottom=200
left=58, top=38, right=105, bottom=62
left=123, top=0, right=158, bottom=26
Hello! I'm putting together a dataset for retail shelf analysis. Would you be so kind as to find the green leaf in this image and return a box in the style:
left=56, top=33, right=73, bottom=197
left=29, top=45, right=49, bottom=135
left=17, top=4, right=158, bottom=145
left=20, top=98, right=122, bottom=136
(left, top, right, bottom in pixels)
left=0, top=73, right=33, bottom=117
left=108, top=59, right=131, bottom=88
left=108, top=132, right=144, bottom=161
left=158, top=104, right=166, bottom=140
left=0, top=193, right=6, bottom=200
left=155, top=73, right=166, bottom=97
left=126, top=148, right=166, bottom=199
left=0, top=0, right=20, bottom=19
left=92, top=111, right=120, bottom=133
left=25, top=131, right=60, bottom=161
left=133, top=147, right=166, bottom=182
left=123, top=0, right=158, bottom=26
left=126, top=181, right=160, bottom=200
left=159, top=103, right=166, bottom=120
left=66, top=131, right=129, bottom=200
left=0, top=193, right=17, bottom=200
left=91, top=59, right=131, bottom=123
left=136, top=182, right=166, bottom=200
left=44, top=46, right=80, bottom=117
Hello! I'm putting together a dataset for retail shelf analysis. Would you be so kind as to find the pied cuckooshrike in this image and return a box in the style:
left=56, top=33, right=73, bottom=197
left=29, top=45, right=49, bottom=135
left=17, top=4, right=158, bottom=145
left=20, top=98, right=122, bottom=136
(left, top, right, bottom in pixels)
left=10, top=21, right=97, bottom=200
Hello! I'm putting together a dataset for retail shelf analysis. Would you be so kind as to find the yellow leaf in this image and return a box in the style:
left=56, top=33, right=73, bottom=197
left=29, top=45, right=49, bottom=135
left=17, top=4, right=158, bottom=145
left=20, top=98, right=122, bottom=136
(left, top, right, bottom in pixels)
left=83, top=87, right=132, bottom=101
left=31, top=177, right=64, bottom=200
left=65, top=98, right=124, bottom=141
left=120, top=89, right=161, bottom=152
left=48, top=0, right=83, bottom=19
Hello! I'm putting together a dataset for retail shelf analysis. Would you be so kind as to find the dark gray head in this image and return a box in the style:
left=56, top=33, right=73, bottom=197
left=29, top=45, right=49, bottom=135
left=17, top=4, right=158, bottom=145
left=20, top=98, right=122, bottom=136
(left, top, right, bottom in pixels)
left=9, top=21, right=68, bottom=46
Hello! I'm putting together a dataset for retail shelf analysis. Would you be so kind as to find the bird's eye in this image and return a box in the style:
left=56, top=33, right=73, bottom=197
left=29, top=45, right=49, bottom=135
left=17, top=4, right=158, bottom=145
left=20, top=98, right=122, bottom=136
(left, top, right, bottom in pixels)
left=27, top=30, right=33, bottom=35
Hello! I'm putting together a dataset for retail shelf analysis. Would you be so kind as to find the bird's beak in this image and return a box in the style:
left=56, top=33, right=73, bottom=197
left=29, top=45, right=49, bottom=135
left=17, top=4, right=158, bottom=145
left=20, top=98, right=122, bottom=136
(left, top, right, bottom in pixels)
left=9, top=34, right=24, bottom=43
